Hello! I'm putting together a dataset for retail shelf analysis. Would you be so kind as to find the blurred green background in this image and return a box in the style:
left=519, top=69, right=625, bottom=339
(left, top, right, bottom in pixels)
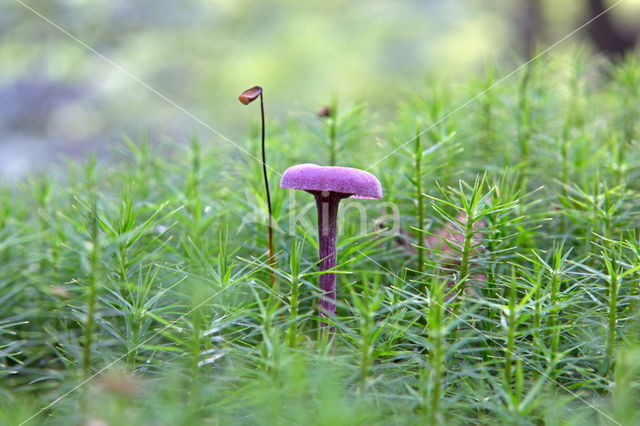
left=1, top=0, right=639, bottom=178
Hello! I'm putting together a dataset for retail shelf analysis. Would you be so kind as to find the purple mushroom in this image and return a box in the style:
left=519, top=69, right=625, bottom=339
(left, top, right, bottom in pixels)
left=280, top=163, right=382, bottom=321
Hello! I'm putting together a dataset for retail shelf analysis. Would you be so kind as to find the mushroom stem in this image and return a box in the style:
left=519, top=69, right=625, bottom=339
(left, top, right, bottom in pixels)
left=312, top=191, right=347, bottom=319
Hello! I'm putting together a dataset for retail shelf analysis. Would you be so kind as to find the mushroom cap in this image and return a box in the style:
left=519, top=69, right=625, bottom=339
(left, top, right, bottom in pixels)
left=280, top=163, right=383, bottom=199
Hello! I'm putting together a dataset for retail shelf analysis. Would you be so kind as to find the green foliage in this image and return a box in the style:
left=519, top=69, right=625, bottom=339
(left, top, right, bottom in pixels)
left=2, top=52, right=640, bottom=425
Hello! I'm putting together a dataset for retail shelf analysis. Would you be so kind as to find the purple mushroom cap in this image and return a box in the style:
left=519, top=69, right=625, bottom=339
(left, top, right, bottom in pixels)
left=280, top=163, right=383, bottom=199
